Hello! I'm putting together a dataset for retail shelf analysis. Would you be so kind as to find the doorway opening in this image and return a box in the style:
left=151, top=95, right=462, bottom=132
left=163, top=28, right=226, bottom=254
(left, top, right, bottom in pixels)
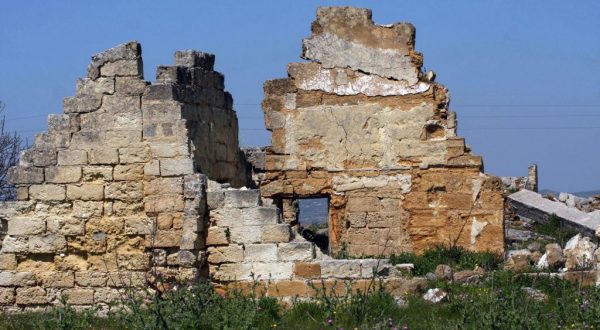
left=297, top=197, right=329, bottom=254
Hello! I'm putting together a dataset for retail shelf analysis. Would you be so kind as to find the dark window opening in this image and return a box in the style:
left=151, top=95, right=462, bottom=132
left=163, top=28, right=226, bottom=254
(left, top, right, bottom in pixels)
left=297, top=197, right=329, bottom=254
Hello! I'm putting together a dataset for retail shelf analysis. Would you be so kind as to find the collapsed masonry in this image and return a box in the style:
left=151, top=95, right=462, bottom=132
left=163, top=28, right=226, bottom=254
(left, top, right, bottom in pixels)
left=0, top=7, right=504, bottom=311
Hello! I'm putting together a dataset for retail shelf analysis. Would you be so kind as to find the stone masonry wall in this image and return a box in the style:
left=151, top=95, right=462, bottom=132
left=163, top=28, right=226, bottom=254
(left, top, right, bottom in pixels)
left=260, top=7, right=505, bottom=256
left=0, top=42, right=243, bottom=311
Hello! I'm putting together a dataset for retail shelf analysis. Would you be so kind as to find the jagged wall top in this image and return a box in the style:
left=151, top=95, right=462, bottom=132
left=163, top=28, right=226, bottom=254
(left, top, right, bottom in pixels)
left=302, top=7, right=423, bottom=84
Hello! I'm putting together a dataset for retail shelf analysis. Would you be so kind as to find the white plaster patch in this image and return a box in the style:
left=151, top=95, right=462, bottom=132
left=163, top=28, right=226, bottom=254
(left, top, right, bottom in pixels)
left=303, top=32, right=419, bottom=83
left=296, top=66, right=430, bottom=96
left=332, top=174, right=411, bottom=193
left=470, top=218, right=488, bottom=245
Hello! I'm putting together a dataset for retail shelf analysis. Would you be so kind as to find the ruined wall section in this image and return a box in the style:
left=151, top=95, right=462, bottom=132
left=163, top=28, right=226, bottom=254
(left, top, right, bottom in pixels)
left=261, top=7, right=504, bottom=256
left=0, top=42, right=244, bottom=311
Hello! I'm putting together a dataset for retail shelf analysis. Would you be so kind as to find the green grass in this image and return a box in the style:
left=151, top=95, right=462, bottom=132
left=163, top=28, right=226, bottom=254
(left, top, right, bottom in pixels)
left=532, top=214, right=579, bottom=247
left=3, top=247, right=600, bottom=329
left=389, top=245, right=504, bottom=276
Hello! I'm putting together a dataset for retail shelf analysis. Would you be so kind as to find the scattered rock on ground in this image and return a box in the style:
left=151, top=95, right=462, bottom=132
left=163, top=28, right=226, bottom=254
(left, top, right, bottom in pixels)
left=434, top=264, right=453, bottom=281
left=537, top=243, right=565, bottom=269
left=423, top=288, right=447, bottom=303
left=505, top=249, right=531, bottom=271
left=563, top=234, right=597, bottom=270
left=454, top=268, right=485, bottom=284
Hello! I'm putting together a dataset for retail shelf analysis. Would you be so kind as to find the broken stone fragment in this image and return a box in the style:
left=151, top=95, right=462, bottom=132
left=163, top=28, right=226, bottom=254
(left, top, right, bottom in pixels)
left=422, top=288, right=447, bottom=303
left=302, top=7, right=422, bottom=83
left=87, top=41, right=143, bottom=80
left=563, top=234, right=597, bottom=270
left=174, top=50, right=215, bottom=70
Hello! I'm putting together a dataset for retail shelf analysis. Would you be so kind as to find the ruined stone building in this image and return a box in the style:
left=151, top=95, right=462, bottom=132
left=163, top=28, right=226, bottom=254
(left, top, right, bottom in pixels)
left=0, top=7, right=504, bottom=311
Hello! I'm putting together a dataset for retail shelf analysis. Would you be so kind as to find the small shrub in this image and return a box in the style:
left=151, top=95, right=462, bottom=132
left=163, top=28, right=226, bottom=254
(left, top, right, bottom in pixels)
left=389, top=245, right=503, bottom=275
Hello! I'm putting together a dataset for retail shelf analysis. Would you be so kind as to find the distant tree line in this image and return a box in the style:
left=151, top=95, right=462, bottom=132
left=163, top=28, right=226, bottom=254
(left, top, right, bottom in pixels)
left=0, top=101, right=24, bottom=201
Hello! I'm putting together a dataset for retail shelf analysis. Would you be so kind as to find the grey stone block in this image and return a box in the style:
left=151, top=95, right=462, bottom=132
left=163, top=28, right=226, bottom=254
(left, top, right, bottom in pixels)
left=174, top=50, right=215, bottom=70
left=223, top=190, right=260, bottom=208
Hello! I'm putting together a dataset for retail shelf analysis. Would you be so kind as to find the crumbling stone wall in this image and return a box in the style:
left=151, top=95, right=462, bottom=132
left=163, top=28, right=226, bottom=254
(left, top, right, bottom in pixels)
left=260, top=7, right=504, bottom=256
left=0, top=42, right=243, bottom=311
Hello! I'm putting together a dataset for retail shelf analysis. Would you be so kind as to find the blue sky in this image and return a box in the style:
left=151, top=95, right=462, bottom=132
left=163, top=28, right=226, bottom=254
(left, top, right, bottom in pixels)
left=1, top=1, right=598, bottom=192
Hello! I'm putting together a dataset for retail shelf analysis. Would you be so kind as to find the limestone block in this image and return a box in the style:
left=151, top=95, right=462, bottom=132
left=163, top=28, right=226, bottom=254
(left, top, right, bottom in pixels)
left=7, top=217, right=45, bottom=235
left=29, top=185, right=66, bottom=201
left=72, top=201, right=103, bottom=219
left=141, top=100, right=182, bottom=122
left=66, top=183, right=104, bottom=201
left=0, top=236, right=29, bottom=253
left=160, top=158, right=194, bottom=176
left=0, top=254, right=17, bottom=270
left=8, top=166, right=44, bottom=184
left=29, top=234, right=66, bottom=254
left=47, top=216, right=84, bottom=235
left=360, top=260, right=394, bottom=278
left=67, top=234, right=107, bottom=254
left=27, top=148, right=58, bottom=167
left=63, top=288, right=94, bottom=305
left=54, top=254, right=88, bottom=271
left=45, top=166, right=82, bottom=184
left=76, top=77, right=115, bottom=95
left=251, top=262, right=294, bottom=280
left=124, top=217, right=154, bottom=235
left=180, top=231, right=205, bottom=250
left=38, top=271, right=75, bottom=288
left=58, top=150, right=87, bottom=166
left=320, top=260, right=362, bottom=279
left=104, top=131, right=142, bottom=147
left=144, top=194, right=184, bottom=213
left=105, top=182, right=143, bottom=202
left=278, top=242, right=315, bottom=261
left=207, top=245, right=244, bottom=264
left=261, top=225, right=291, bottom=243
left=207, top=191, right=224, bottom=210
left=211, top=263, right=252, bottom=281
left=0, top=271, right=36, bottom=286
left=346, top=213, right=367, bottom=228
left=175, top=50, right=215, bottom=69
left=94, top=287, right=121, bottom=303
left=294, top=262, right=321, bottom=279
left=165, top=250, right=196, bottom=267
left=223, top=190, right=260, bottom=208
left=0, top=288, right=15, bottom=305
left=184, top=174, right=205, bottom=199
left=86, top=217, right=124, bottom=235
left=243, top=207, right=279, bottom=225
left=230, top=225, right=261, bottom=244
left=101, top=60, right=142, bottom=77
left=144, top=177, right=183, bottom=196
left=115, top=76, right=147, bottom=94
left=144, top=160, right=160, bottom=176
left=148, top=230, right=181, bottom=248
left=89, top=148, right=119, bottom=165
left=119, top=146, right=151, bottom=164
left=16, top=287, right=47, bottom=305
left=107, top=271, right=146, bottom=287
left=113, top=164, right=144, bottom=181
left=206, top=227, right=229, bottom=246
left=117, top=253, right=150, bottom=270
left=82, top=166, right=113, bottom=181
left=149, top=143, right=189, bottom=158
left=75, top=272, right=108, bottom=287
left=245, top=244, right=278, bottom=262
left=63, top=96, right=102, bottom=113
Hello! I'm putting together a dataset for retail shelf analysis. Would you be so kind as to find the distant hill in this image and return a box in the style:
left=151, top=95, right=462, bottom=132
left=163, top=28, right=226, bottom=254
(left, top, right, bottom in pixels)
left=539, top=189, right=600, bottom=198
